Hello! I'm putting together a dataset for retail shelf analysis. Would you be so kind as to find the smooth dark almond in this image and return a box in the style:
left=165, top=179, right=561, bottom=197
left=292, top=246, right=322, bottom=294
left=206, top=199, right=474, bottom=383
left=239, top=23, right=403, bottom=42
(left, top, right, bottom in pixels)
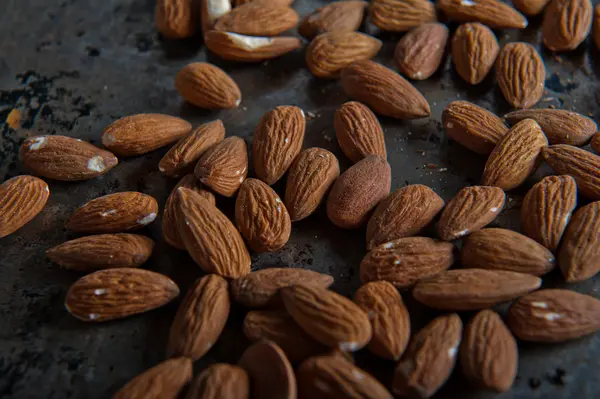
left=185, top=364, right=249, bottom=399
left=239, top=341, right=296, bottom=399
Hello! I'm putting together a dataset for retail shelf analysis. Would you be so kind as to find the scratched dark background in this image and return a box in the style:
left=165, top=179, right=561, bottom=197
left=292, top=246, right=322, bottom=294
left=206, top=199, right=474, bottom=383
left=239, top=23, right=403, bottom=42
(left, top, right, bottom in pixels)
left=1, top=0, right=599, bottom=398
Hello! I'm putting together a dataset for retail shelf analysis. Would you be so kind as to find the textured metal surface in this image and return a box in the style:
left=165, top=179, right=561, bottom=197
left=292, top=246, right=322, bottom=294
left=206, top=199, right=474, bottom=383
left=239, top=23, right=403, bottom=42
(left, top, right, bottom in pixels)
left=1, top=0, right=600, bottom=397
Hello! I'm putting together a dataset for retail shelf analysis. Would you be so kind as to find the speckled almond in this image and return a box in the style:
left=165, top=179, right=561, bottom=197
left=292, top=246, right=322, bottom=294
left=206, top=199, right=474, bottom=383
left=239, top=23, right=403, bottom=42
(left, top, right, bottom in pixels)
left=185, top=364, right=249, bottom=399
left=395, top=23, right=449, bottom=80
left=194, top=136, right=248, bottom=197
left=438, top=0, right=528, bottom=29
left=214, top=3, right=298, bottom=36
left=175, top=62, right=241, bottom=109
left=334, top=102, right=386, bottom=163
left=114, top=357, right=192, bottom=399
left=0, top=175, right=49, bottom=239
left=451, top=23, right=499, bottom=85
left=542, top=144, right=600, bottom=200
left=204, top=31, right=302, bottom=62
left=542, top=0, right=592, bottom=51
left=155, top=0, right=198, bottom=39
left=298, top=1, right=367, bottom=39
left=239, top=341, right=296, bottom=399
left=370, top=0, right=437, bottom=32
left=496, top=42, right=545, bottom=109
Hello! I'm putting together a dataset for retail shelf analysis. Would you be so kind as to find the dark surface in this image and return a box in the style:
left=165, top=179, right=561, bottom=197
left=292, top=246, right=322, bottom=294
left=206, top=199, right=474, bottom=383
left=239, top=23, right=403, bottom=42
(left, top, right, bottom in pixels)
left=1, top=0, right=600, bottom=398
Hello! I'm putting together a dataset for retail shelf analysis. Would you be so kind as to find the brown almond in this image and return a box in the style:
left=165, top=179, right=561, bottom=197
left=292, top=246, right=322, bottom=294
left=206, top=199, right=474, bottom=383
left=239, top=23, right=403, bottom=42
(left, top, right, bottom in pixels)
left=543, top=144, right=600, bottom=200
left=239, top=341, right=296, bottom=399
left=175, top=62, right=241, bottom=109
left=593, top=132, right=600, bottom=153
left=395, top=23, right=449, bottom=80
left=201, top=0, right=231, bottom=33
left=513, top=0, right=551, bottom=15
left=438, top=0, right=528, bottom=29
left=334, top=102, right=386, bottom=163
left=114, top=357, right=192, bottom=399
left=194, top=136, right=248, bottom=197
left=214, top=4, right=299, bottom=36
left=298, top=1, right=367, bottom=39
left=594, top=5, right=600, bottom=49
left=0, top=175, right=50, bottom=239
left=185, top=364, right=249, bottom=399
left=155, top=0, right=198, bottom=39
left=204, top=31, right=302, bottom=62
left=451, top=23, right=499, bottom=85
left=542, top=0, right=592, bottom=51
left=370, top=0, right=437, bottom=32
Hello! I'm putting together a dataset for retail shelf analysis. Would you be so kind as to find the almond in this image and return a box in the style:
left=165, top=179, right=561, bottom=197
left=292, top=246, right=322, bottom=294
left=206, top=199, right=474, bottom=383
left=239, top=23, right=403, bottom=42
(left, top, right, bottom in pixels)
left=392, top=314, right=462, bottom=398
left=235, top=0, right=295, bottom=5
left=542, top=144, right=600, bottom=200
left=504, top=108, right=597, bottom=145
left=495, top=42, right=546, bottom=109
left=284, top=148, right=340, bottom=221
left=298, top=1, right=367, bottom=39
left=370, top=0, right=437, bottom=32
left=159, top=120, right=225, bottom=177
left=542, top=0, right=592, bottom=51
left=239, top=341, right=296, bottom=399
left=460, top=310, right=518, bottom=392
left=66, top=192, right=158, bottom=233
left=102, top=114, right=191, bottom=157
left=507, top=289, right=600, bottom=342
left=334, top=102, right=386, bottom=163
left=513, top=0, right=551, bottom=15
left=395, top=23, right=449, bottom=80
left=155, top=0, right=198, bottom=39
left=593, top=132, right=600, bottom=153
left=521, top=175, right=577, bottom=252
left=281, top=285, right=372, bottom=351
left=461, top=228, right=556, bottom=276
left=202, top=0, right=232, bottom=33
left=194, top=136, right=248, bottom=197
left=114, top=357, right=192, bottom=399
left=176, top=187, right=251, bottom=278
left=167, top=274, right=230, bottom=360
left=214, top=4, right=299, bottom=36
left=326, top=155, right=391, bottom=229
left=558, top=201, right=600, bottom=282
left=175, top=62, right=241, bottom=109
left=442, top=101, right=508, bottom=155
left=360, top=237, right=455, bottom=288
left=366, top=185, right=444, bottom=249
left=438, top=0, right=528, bottom=29
left=413, top=269, right=542, bottom=311
left=65, top=268, right=179, bottom=322
left=230, top=267, right=334, bottom=308
left=252, top=106, right=305, bottom=185
left=353, top=281, right=410, bottom=360
left=185, top=364, right=249, bottom=399
left=20, top=135, right=118, bottom=181
left=451, top=23, right=499, bottom=85
left=0, top=175, right=49, bottom=239
left=437, top=186, right=505, bottom=241
left=204, top=31, right=302, bottom=62
left=340, top=60, right=430, bottom=119
left=594, top=5, right=600, bottom=49
left=46, top=234, right=154, bottom=272
left=481, top=119, right=548, bottom=190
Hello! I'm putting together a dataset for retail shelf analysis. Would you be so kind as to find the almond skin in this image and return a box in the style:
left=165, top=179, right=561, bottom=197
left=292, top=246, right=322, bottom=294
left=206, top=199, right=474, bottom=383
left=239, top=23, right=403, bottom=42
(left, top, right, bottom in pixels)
left=0, top=175, right=49, bottom=239
left=437, top=186, right=505, bottom=241
left=65, top=268, right=179, bottom=322
left=513, top=0, right=551, bottom=15
left=451, top=23, right=499, bottom=85
left=252, top=105, right=305, bottom=185
left=542, top=0, right=593, bottom=51
left=594, top=5, right=600, bottom=49
left=521, top=175, right=577, bottom=253
left=284, top=148, right=340, bottom=221
left=175, top=62, right=241, bottom=109
left=593, top=132, right=600, bottom=153
left=102, top=114, right=192, bottom=157
left=66, top=192, right=159, bottom=233
left=507, top=289, right=600, bottom=342
left=543, top=144, right=600, bottom=200
left=46, top=234, right=154, bottom=272
left=175, top=187, right=251, bottom=278
left=155, top=0, right=198, bottom=39
left=341, top=60, right=430, bottom=119
left=194, top=136, right=248, bottom=197
left=326, top=155, right=391, bottom=229
left=20, top=135, right=118, bottom=181
left=298, top=0, right=367, bottom=39
left=558, top=201, right=600, bottom=282
left=460, top=310, right=518, bottom=392
left=395, top=23, right=449, bottom=80
left=185, top=364, right=249, bottom=399
left=438, top=0, right=528, bottom=29
left=366, top=184, right=444, bottom=250
left=204, top=31, right=302, bottom=62
left=214, top=4, right=299, bottom=36
left=334, top=102, right=386, bottom=163
left=114, top=357, right=192, bottom=399
left=370, top=0, right=437, bottom=32
left=462, top=228, right=556, bottom=276
left=239, top=341, right=296, bottom=399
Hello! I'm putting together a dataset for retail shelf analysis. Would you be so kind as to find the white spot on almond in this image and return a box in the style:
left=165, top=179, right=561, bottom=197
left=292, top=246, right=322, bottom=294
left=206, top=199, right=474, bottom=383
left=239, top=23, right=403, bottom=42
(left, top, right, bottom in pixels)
left=531, top=301, right=548, bottom=309
left=102, top=133, right=117, bottom=146
left=101, top=209, right=117, bottom=217
left=87, top=156, right=106, bottom=172
left=351, top=369, right=364, bottom=380
left=533, top=311, right=562, bottom=321
left=490, top=207, right=499, bottom=212
left=339, top=342, right=358, bottom=352
left=88, top=313, right=99, bottom=320
left=461, top=0, right=476, bottom=5
left=137, top=213, right=157, bottom=225
left=446, top=122, right=454, bottom=129
left=226, top=32, right=273, bottom=50
left=29, top=136, right=48, bottom=150
left=94, top=288, right=107, bottom=295
left=394, top=259, right=401, bottom=265
left=383, top=242, right=393, bottom=249
left=206, top=0, right=231, bottom=22
left=456, top=229, right=469, bottom=237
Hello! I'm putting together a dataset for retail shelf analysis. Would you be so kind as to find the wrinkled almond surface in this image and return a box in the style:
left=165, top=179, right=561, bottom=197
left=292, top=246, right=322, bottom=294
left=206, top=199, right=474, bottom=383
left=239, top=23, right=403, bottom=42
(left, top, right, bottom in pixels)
left=0, top=175, right=49, bottom=239
left=334, top=102, right=386, bottom=163
left=438, top=0, right=528, bottom=29
left=370, top=0, right=437, bottom=32
left=114, top=357, right=192, bottom=399
left=194, top=136, right=248, bottom=197
left=175, top=62, right=241, bottom=109
left=185, top=364, right=249, bottom=399
left=543, top=144, right=600, bottom=200
left=451, top=23, right=499, bottom=85
left=395, top=23, right=449, bottom=80
left=155, top=0, right=198, bottom=39
left=204, top=31, right=302, bottom=62
left=542, top=0, right=593, bottom=51
left=299, top=1, right=367, bottom=38
left=214, top=4, right=299, bottom=36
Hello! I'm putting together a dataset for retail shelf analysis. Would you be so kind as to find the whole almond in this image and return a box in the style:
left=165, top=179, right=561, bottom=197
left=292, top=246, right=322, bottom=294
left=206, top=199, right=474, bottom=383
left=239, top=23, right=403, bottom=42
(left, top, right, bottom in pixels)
left=451, top=23, right=499, bottom=85
left=298, top=1, right=367, bottom=39
left=20, top=135, right=118, bottom=181
left=360, top=237, right=455, bottom=288
left=201, top=0, right=232, bottom=33
left=252, top=105, right=305, bottom=185
left=102, top=114, right=192, bottom=157
left=284, top=148, right=340, bottom=221
left=462, top=228, right=556, bottom=276
left=239, top=341, right=296, bottom=399
left=521, top=175, right=577, bottom=252
left=214, top=4, right=299, bottom=36
left=366, top=184, right=444, bottom=249
left=155, top=0, right=198, bottom=39
left=0, top=175, right=49, bottom=239
left=185, top=364, right=249, bottom=399
left=66, top=192, right=158, bottom=233
left=231, top=267, right=334, bottom=308
left=507, top=289, right=600, bottom=342
left=175, top=62, right=241, bottom=109
left=46, top=234, right=154, bottom=272
left=114, top=357, right=192, bottom=399
left=159, top=120, right=225, bottom=177
left=482, top=119, right=548, bottom=190
left=354, top=281, right=410, bottom=360
left=167, top=274, right=230, bottom=360
left=438, top=0, right=528, bottom=28
left=594, top=5, right=600, bottom=49
left=393, top=314, right=462, bottom=398
left=513, top=0, right=551, bottom=15
left=326, top=155, right=391, bottom=229
left=370, top=0, right=437, bottom=32
left=413, top=269, right=542, bottom=311
left=334, top=102, right=386, bottom=163
left=496, top=42, right=546, bottom=109
left=460, top=310, right=518, bottom=392
left=281, top=285, right=372, bottom=351
left=543, top=144, right=600, bottom=200
left=194, top=136, right=248, bottom=197
left=341, top=60, right=431, bottom=119
left=65, top=268, right=179, bottom=322
left=306, top=31, right=382, bottom=79
left=558, top=201, right=600, bottom=282
left=395, top=23, right=449, bottom=80
left=505, top=108, right=597, bottom=145
left=204, top=31, right=302, bottom=62
left=542, top=0, right=592, bottom=51
left=437, top=186, right=505, bottom=241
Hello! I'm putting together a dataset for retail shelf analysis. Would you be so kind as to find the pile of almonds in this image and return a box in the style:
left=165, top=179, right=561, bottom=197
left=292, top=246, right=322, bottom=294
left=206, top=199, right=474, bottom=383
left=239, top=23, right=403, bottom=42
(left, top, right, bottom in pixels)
left=2, top=0, right=600, bottom=397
